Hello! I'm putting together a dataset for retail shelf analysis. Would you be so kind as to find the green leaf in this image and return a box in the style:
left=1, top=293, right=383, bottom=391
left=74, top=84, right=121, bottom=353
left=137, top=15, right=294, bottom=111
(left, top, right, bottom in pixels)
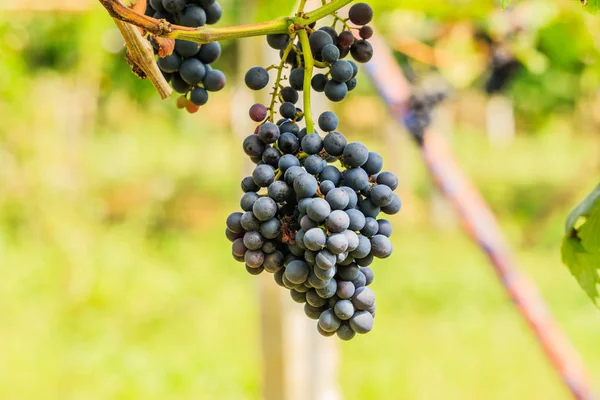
left=561, top=183, right=600, bottom=308
left=501, top=0, right=512, bottom=9
left=581, top=0, right=600, bottom=15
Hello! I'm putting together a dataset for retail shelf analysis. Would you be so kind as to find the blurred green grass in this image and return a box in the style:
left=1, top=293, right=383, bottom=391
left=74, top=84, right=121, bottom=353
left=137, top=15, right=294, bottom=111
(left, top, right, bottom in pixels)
left=0, top=4, right=600, bottom=400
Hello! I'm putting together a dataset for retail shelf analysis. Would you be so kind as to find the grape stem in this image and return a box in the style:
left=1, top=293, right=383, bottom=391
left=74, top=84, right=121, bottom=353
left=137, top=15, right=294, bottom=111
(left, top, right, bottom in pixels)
left=269, top=36, right=297, bottom=122
left=298, top=29, right=315, bottom=134
left=98, top=0, right=355, bottom=44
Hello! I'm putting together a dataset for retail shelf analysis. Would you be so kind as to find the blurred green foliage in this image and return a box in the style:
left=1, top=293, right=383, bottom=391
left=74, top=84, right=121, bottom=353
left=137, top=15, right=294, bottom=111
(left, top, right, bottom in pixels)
left=0, top=1, right=599, bottom=399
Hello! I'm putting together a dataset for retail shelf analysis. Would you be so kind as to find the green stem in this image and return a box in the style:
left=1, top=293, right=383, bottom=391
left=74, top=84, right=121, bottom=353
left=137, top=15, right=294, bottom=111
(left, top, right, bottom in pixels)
left=269, top=36, right=297, bottom=121
left=297, top=0, right=308, bottom=14
left=298, top=29, right=315, bottom=134
left=169, top=19, right=291, bottom=43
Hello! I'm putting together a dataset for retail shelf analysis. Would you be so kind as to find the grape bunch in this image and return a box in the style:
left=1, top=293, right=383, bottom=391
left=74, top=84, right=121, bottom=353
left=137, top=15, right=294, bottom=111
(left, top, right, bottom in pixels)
left=404, top=91, right=446, bottom=143
left=261, top=2, right=375, bottom=104
left=145, top=0, right=226, bottom=113
left=485, top=47, right=522, bottom=95
left=226, top=108, right=401, bottom=339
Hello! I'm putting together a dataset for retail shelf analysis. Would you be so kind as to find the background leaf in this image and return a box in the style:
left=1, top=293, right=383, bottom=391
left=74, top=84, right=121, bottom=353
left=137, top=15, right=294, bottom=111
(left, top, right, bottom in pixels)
left=582, top=0, right=600, bottom=15
left=562, top=183, right=600, bottom=307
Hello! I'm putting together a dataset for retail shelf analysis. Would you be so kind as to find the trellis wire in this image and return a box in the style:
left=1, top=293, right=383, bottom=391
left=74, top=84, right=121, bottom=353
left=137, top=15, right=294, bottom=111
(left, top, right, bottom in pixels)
left=363, top=33, right=595, bottom=400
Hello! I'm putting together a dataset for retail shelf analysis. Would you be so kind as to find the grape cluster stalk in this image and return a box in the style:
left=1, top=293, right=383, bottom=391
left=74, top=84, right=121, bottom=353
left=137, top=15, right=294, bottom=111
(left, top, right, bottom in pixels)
left=145, top=0, right=226, bottom=113
left=226, top=3, right=402, bottom=340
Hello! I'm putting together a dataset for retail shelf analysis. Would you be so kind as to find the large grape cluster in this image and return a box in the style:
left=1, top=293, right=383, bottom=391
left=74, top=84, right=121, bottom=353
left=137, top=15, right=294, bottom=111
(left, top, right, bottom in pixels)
left=226, top=107, right=400, bottom=339
left=145, top=0, right=226, bottom=113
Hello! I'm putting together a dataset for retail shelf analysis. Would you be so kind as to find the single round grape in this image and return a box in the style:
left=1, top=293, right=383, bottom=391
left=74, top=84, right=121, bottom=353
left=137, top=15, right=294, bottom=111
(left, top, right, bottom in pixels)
left=337, top=264, right=360, bottom=281
left=279, top=120, right=299, bottom=135
left=293, top=173, right=318, bottom=198
left=241, top=176, right=259, bottom=193
left=285, top=260, right=310, bottom=284
left=319, top=26, right=339, bottom=43
left=267, top=33, right=290, bottom=50
left=311, top=74, right=328, bottom=92
left=243, top=231, right=265, bottom=251
left=314, top=264, right=336, bottom=281
left=350, top=234, right=371, bottom=259
left=188, top=87, right=208, bottom=106
left=274, top=154, right=297, bottom=173
left=240, top=211, right=260, bottom=231
left=203, top=69, right=226, bottom=91
left=318, top=112, right=339, bottom=132
left=324, top=80, right=348, bottom=102
left=262, top=147, right=280, bottom=167
left=149, top=0, right=165, bottom=11
left=350, top=310, right=374, bottom=334
left=301, top=133, right=323, bottom=155
left=361, top=217, right=379, bottom=238
left=157, top=53, right=181, bottom=73
left=278, top=132, right=300, bottom=154
left=267, top=181, right=290, bottom=203
left=282, top=274, right=299, bottom=289
left=288, top=243, right=305, bottom=257
left=281, top=86, right=299, bottom=104
left=351, top=40, right=373, bottom=63
left=334, top=300, right=355, bottom=320
left=289, top=68, right=305, bottom=91
left=304, top=228, right=327, bottom=251
left=309, top=30, right=334, bottom=57
left=263, top=251, right=284, bottom=273
left=245, top=66, right=270, bottom=90
left=318, top=324, right=336, bottom=337
left=306, top=289, right=327, bottom=307
left=320, top=180, right=335, bottom=195
left=370, top=185, right=394, bottom=207
left=257, top=122, right=280, bottom=144
left=295, top=230, right=307, bottom=251
left=337, top=322, right=356, bottom=340
left=316, top=279, right=337, bottom=299
left=352, top=286, right=375, bottom=311
left=232, top=238, right=247, bottom=257
left=180, top=6, right=206, bottom=27
left=381, top=193, right=402, bottom=215
left=307, top=198, right=331, bottom=222
left=346, top=77, right=358, bottom=92
left=196, top=41, right=221, bottom=64
left=249, top=103, right=268, bottom=122
left=377, top=219, right=393, bottom=237
left=326, top=210, right=351, bottom=233
left=304, top=155, right=326, bottom=175
left=344, top=230, right=360, bottom=252
left=244, top=249, right=265, bottom=268
left=359, top=198, right=380, bottom=218
left=252, top=197, right=278, bottom=221
left=243, top=134, right=266, bottom=157
left=226, top=212, right=244, bottom=233
left=252, top=164, right=275, bottom=187
left=338, top=31, right=355, bottom=47
left=343, top=142, right=369, bottom=168
left=204, top=1, right=222, bottom=24
left=376, top=172, right=398, bottom=190
left=327, top=232, right=349, bottom=255
left=338, top=254, right=355, bottom=266
left=180, top=58, right=206, bottom=85
left=325, top=188, right=349, bottom=211
left=279, top=102, right=297, bottom=119
left=361, top=152, right=383, bottom=176
left=259, top=218, right=281, bottom=239
left=330, top=60, right=354, bottom=83
left=175, top=39, right=200, bottom=57
left=322, top=44, right=340, bottom=64
left=359, top=25, right=374, bottom=40
left=319, top=166, right=342, bottom=186
left=240, top=192, right=259, bottom=212
left=304, top=250, right=317, bottom=265
left=336, top=281, right=356, bottom=299
left=300, top=215, right=318, bottom=231
left=315, top=250, right=337, bottom=270
left=319, top=308, right=342, bottom=332
left=284, top=166, right=304, bottom=185
left=296, top=284, right=311, bottom=293
left=344, top=167, right=370, bottom=191
left=323, top=132, right=347, bottom=156
left=304, top=303, right=325, bottom=320
left=346, top=209, right=366, bottom=231
left=371, top=234, right=393, bottom=258
left=348, top=3, right=374, bottom=26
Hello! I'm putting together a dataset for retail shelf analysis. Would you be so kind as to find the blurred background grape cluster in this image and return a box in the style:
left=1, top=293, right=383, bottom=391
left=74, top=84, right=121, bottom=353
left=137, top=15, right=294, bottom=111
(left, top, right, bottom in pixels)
left=0, top=0, right=599, bottom=399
